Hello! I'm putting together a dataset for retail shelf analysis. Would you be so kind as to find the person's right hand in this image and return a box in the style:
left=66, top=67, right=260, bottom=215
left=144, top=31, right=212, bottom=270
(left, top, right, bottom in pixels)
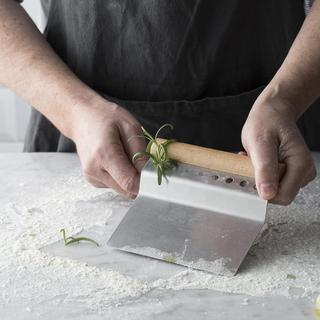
left=71, top=96, right=146, bottom=198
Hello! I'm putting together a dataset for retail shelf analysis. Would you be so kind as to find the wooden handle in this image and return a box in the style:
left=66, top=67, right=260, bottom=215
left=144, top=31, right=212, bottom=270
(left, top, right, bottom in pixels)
left=153, top=138, right=285, bottom=178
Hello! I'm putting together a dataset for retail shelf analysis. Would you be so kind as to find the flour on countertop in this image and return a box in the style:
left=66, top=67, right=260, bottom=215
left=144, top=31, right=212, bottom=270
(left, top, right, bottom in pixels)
left=119, top=245, right=233, bottom=277
left=0, top=154, right=320, bottom=314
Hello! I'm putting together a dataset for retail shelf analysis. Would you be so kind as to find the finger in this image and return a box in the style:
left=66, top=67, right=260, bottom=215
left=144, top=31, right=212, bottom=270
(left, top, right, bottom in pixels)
left=83, top=163, right=108, bottom=188
left=103, top=129, right=140, bottom=195
left=98, top=169, right=136, bottom=199
left=86, top=169, right=136, bottom=198
left=86, top=176, right=107, bottom=188
left=120, top=123, right=147, bottom=172
left=300, top=167, right=316, bottom=188
left=85, top=169, right=117, bottom=190
left=271, top=155, right=316, bottom=205
left=246, top=135, right=279, bottom=200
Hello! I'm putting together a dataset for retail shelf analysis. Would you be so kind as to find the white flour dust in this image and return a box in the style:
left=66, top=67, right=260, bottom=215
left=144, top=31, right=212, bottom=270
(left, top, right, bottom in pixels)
left=119, top=245, right=233, bottom=277
left=1, top=154, right=320, bottom=314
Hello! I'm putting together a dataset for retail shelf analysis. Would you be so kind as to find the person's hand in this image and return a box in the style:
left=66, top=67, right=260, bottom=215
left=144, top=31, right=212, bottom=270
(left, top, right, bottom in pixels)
left=241, top=95, right=316, bottom=205
left=71, top=97, right=146, bottom=198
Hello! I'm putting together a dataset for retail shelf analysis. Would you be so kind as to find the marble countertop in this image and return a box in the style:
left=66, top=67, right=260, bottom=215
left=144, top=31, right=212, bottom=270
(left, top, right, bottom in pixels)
left=0, top=153, right=319, bottom=320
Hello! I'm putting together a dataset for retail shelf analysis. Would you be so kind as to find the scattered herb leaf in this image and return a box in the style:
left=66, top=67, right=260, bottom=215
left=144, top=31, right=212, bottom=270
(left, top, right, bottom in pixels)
left=286, top=274, right=297, bottom=280
left=164, top=255, right=177, bottom=263
left=130, top=124, right=177, bottom=185
left=60, top=228, right=99, bottom=247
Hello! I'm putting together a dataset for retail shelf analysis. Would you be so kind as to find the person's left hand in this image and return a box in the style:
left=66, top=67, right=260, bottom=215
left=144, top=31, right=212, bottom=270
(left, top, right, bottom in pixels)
left=241, top=95, right=316, bottom=205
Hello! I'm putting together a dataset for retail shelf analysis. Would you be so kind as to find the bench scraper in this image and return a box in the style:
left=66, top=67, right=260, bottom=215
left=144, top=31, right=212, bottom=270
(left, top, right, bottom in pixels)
left=108, top=140, right=282, bottom=276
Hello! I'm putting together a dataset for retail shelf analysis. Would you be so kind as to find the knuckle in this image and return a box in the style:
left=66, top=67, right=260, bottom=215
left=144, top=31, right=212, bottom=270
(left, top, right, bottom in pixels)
left=87, top=178, right=104, bottom=188
left=82, top=157, right=101, bottom=178
left=106, top=149, right=125, bottom=165
left=293, top=158, right=315, bottom=177
left=122, top=120, right=141, bottom=135
left=83, top=164, right=96, bottom=178
left=94, top=146, right=107, bottom=164
left=96, top=144, right=121, bottom=167
left=100, top=175, right=112, bottom=188
left=254, top=131, right=272, bottom=145
left=131, top=122, right=142, bottom=132
left=108, top=102, right=120, bottom=112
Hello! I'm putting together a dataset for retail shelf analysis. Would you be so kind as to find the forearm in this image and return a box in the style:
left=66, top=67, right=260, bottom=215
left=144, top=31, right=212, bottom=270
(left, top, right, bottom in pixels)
left=0, top=0, right=102, bottom=139
left=259, top=0, right=320, bottom=120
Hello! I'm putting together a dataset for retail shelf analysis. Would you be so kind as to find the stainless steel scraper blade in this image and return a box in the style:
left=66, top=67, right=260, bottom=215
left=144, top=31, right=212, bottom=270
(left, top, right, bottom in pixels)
left=107, top=160, right=267, bottom=276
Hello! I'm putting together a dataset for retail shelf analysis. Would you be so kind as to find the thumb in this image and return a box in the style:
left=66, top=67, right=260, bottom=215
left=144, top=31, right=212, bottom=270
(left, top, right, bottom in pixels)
left=246, top=137, right=279, bottom=200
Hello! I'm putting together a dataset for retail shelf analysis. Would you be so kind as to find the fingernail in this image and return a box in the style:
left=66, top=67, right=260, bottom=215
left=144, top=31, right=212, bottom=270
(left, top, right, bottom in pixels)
left=259, top=183, right=276, bottom=198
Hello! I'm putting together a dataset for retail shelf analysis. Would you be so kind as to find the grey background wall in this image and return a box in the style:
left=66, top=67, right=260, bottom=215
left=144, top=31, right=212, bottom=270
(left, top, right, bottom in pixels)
left=0, top=0, right=44, bottom=151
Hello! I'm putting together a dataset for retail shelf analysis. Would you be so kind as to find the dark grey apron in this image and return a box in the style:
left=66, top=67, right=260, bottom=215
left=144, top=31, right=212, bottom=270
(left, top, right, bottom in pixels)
left=24, top=0, right=320, bottom=152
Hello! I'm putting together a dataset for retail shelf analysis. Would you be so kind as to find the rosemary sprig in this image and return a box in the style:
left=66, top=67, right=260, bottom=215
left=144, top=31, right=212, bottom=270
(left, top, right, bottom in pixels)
left=60, top=228, right=99, bottom=247
left=130, top=123, right=177, bottom=185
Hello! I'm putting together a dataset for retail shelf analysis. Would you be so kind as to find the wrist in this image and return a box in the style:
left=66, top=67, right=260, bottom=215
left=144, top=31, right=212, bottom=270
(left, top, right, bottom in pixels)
left=253, top=82, right=306, bottom=122
left=66, top=90, right=116, bottom=142
left=58, top=88, right=101, bottom=140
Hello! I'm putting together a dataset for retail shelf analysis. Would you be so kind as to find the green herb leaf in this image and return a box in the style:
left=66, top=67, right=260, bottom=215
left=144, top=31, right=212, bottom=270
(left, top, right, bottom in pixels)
left=60, top=229, right=99, bottom=247
left=132, top=151, right=157, bottom=165
left=146, top=140, right=154, bottom=154
left=155, top=123, right=173, bottom=139
left=141, top=126, right=155, bottom=142
left=130, top=124, right=176, bottom=185
left=157, top=165, right=163, bottom=185
left=65, top=237, right=99, bottom=247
